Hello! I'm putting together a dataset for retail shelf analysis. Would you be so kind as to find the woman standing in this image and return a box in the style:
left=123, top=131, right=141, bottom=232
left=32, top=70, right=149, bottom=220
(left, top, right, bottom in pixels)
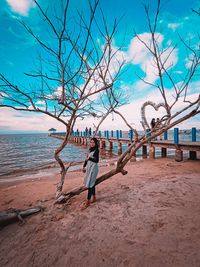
left=80, top=137, right=99, bottom=210
left=150, top=118, right=156, bottom=130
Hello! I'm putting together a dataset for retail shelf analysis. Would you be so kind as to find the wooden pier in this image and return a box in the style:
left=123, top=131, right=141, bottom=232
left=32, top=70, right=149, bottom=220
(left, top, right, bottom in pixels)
left=49, top=128, right=200, bottom=162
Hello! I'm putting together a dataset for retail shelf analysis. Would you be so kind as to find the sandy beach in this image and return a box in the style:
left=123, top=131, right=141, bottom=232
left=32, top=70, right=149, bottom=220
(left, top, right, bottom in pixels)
left=0, top=157, right=200, bottom=267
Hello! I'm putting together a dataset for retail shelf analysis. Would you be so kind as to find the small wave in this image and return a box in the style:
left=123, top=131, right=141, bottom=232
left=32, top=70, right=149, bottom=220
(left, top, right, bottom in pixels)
left=0, top=160, right=85, bottom=180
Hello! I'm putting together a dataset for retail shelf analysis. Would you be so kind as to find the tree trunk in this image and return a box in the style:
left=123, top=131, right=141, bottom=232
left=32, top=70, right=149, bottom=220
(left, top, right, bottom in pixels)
left=54, top=168, right=124, bottom=204
left=0, top=207, right=42, bottom=227
left=55, top=124, right=73, bottom=198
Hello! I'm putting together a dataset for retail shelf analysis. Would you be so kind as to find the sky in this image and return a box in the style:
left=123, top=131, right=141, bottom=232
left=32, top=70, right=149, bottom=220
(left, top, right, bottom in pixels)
left=0, top=0, right=200, bottom=134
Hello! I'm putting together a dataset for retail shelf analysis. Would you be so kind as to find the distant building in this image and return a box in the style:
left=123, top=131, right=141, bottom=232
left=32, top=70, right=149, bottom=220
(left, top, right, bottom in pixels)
left=48, top=128, right=57, bottom=133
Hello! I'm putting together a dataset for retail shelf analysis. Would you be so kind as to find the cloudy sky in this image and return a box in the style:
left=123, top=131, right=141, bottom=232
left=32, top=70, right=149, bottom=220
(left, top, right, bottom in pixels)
left=0, top=0, right=200, bottom=134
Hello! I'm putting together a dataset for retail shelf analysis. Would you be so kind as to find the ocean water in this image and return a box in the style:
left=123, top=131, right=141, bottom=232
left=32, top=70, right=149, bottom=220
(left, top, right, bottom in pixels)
left=0, top=130, right=199, bottom=178
left=0, top=133, right=88, bottom=176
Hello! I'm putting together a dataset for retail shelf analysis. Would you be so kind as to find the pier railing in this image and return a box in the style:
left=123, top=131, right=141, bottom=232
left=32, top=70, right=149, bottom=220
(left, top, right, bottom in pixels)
left=49, top=128, right=200, bottom=161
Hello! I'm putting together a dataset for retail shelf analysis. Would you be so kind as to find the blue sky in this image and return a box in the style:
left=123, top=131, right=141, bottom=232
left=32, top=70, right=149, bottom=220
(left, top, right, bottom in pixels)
left=0, top=0, right=200, bottom=133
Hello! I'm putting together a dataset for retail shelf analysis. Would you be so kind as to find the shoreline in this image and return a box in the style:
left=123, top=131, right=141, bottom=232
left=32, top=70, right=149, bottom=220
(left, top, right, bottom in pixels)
left=0, top=157, right=120, bottom=186
left=1, top=148, right=199, bottom=184
left=0, top=154, right=199, bottom=186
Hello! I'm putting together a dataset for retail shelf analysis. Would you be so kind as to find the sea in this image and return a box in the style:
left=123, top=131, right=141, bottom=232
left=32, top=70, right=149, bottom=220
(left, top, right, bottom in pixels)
left=0, top=133, right=88, bottom=177
left=0, top=131, right=199, bottom=179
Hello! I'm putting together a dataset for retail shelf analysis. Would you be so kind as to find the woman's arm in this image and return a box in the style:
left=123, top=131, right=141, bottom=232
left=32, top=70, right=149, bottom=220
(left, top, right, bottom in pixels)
left=83, top=160, right=88, bottom=168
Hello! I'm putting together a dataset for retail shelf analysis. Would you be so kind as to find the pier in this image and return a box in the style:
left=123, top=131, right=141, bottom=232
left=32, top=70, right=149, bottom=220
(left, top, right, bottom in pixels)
left=49, top=128, right=200, bottom=162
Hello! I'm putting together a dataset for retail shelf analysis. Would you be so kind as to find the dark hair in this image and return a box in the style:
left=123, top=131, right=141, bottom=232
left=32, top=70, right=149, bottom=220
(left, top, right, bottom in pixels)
left=90, top=137, right=99, bottom=148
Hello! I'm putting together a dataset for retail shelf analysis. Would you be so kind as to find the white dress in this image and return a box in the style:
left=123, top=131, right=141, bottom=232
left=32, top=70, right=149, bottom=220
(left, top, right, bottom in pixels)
left=84, top=150, right=99, bottom=188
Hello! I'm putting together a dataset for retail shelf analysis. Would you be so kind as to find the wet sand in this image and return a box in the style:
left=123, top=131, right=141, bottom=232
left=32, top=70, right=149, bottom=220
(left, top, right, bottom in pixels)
left=0, top=158, right=200, bottom=267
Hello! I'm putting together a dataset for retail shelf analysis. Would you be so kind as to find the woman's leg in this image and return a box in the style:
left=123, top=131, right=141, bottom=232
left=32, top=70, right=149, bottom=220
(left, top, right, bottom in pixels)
left=91, top=186, right=96, bottom=202
left=80, top=188, right=91, bottom=210
left=87, top=187, right=93, bottom=200
left=92, top=186, right=96, bottom=196
left=80, top=186, right=96, bottom=209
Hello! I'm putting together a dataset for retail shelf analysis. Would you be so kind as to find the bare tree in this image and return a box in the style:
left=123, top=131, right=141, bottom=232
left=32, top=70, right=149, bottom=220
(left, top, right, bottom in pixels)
left=0, top=0, right=126, bottom=197
left=54, top=0, right=200, bottom=204
left=1, top=0, right=199, bottom=204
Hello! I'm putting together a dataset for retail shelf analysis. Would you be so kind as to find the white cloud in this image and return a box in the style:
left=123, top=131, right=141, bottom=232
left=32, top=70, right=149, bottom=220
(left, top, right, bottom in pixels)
left=126, top=33, right=178, bottom=86
left=185, top=56, right=193, bottom=69
left=106, top=45, right=127, bottom=76
left=1, top=29, right=198, bottom=133
left=0, top=92, right=8, bottom=98
left=185, top=33, right=195, bottom=41
left=35, top=100, right=45, bottom=105
left=0, top=108, right=65, bottom=133
left=1, top=91, right=199, bottom=134
left=168, top=23, right=182, bottom=31
left=6, top=0, right=35, bottom=16
left=75, top=86, right=200, bottom=131
left=53, top=86, right=62, bottom=98
left=174, top=70, right=183, bottom=74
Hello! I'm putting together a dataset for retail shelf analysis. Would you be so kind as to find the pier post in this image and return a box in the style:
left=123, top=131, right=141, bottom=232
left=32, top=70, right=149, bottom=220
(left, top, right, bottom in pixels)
left=99, top=139, right=103, bottom=149
left=116, top=130, right=119, bottom=140
left=142, top=145, right=147, bottom=159
left=83, top=135, right=86, bottom=144
left=80, top=137, right=83, bottom=144
left=174, top=128, right=179, bottom=145
left=100, top=139, right=106, bottom=149
left=146, top=129, right=151, bottom=142
left=118, top=142, right=122, bottom=154
left=164, top=131, right=168, bottom=140
left=108, top=141, right=113, bottom=151
left=102, top=140, right=106, bottom=149
left=174, top=128, right=183, bottom=161
left=175, top=148, right=183, bottom=162
left=192, top=127, right=196, bottom=142
left=161, top=148, right=167, bottom=157
left=129, top=130, right=133, bottom=141
left=189, top=127, right=197, bottom=160
left=85, top=137, right=88, bottom=145
left=106, top=130, right=109, bottom=139
left=149, top=144, right=155, bottom=159
left=120, top=130, right=123, bottom=138
left=111, top=130, right=114, bottom=138
left=84, top=137, right=87, bottom=145
left=82, top=137, right=85, bottom=145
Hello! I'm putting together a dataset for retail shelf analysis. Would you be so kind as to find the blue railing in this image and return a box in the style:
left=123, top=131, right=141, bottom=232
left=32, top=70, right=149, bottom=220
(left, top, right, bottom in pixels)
left=51, top=128, right=199, bottom=143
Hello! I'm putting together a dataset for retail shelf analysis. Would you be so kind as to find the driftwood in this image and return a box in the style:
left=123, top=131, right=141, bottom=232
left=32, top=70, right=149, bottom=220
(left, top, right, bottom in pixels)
left=0, top=206, right=42, bottom=227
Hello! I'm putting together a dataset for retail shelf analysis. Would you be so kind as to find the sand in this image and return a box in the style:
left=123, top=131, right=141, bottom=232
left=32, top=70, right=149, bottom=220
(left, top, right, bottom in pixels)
left=0, top=158, right=200, bottom=267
